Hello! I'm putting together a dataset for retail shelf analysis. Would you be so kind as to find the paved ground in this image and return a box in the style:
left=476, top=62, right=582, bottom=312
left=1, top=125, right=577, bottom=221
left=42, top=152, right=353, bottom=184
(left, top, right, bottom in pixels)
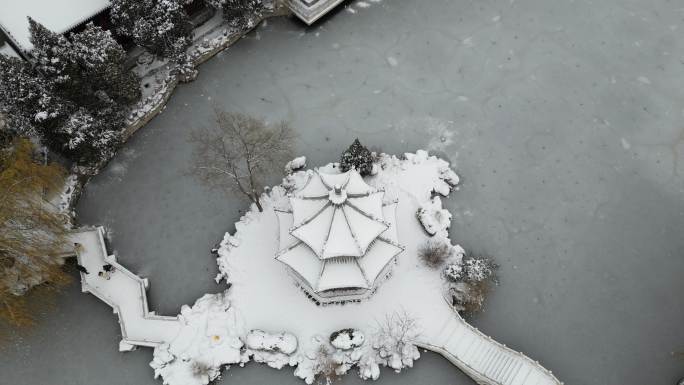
left=2, top=0, right=683, bottom=384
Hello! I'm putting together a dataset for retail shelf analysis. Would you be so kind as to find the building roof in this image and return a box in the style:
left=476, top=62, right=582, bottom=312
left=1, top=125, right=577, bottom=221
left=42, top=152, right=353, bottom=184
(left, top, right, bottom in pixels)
left=287, top=0, right=347, bottom=25
left=275, top=170, right=404, bottom=293
left=0, top=0, right=110, bottom=52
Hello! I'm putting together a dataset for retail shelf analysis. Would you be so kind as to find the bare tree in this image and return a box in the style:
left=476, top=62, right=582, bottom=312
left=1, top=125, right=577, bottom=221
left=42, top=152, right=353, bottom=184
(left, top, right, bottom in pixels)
left=0, top=138, right=71, bottom=328
left=375, top=310, right=420, bottom=355
left=190, top=110, right=295, bottom=212
left=312, top=343, right=340, bottom=385
left=373, top=310, right=421, bottom=371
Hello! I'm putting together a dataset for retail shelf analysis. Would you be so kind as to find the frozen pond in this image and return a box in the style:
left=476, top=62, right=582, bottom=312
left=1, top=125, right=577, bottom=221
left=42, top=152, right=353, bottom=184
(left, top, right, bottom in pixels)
left=3, top=0, right=684, bottom=384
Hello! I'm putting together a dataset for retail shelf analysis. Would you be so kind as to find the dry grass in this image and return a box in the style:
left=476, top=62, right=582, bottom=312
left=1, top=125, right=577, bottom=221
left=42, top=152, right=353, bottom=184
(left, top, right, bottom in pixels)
left=462, top=279, right=492, bottom=314
left=418, top=239, right=450, bottom=269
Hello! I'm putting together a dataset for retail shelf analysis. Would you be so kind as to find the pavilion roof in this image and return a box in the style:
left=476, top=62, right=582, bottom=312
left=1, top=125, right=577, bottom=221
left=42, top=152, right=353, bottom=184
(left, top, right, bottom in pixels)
left=0, top=0, right=110, bottom=52
left=275, top=169, right=404, bottom=293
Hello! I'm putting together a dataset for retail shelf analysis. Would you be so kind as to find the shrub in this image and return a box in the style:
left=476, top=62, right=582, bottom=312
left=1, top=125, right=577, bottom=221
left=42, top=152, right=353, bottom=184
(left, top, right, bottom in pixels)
left=462, top=256, right=498, bottom=283
left=223, top=0, right=264, bottom=29
left=418, top=239, right=450, bottom=269
left=313, top=344, right=339, bottom=385
left=340, top=138, right=374, bottom=176
left=443, top=263, right=463, bottom=282
left=445, top=255, right=498, bottom=314
left=191, top=361, right=212, bottom=377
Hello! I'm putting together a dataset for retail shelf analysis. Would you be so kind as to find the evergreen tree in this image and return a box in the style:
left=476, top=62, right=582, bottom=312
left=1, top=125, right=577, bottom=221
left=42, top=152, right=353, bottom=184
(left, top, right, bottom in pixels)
left=69, top=23, right=141, bottom=105
left=0, top=20, right=139, bottom=164
left=340, top=138, right=374, bottom=176
left=204, top=0, right=226, bottom=9
left=110, top=0, right=193, bottom=60
left=29, top=19, right=140, bottom=108
left=0, top=138, right=71, bottom=327
left=0, top=55, right=71, bottom=139
left=27, top=18, right=74, bottom=87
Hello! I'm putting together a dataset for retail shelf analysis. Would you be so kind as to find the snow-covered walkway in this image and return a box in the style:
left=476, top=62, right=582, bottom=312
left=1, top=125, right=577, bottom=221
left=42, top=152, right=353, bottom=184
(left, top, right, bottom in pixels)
left=420, top=312, right=562, bottom=385
left=71, top=227, right=181, bottom=351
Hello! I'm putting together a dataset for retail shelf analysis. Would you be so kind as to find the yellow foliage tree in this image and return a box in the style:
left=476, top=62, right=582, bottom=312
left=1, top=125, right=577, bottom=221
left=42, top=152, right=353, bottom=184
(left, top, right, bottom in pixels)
left=0, top=138, right=71, bottom=328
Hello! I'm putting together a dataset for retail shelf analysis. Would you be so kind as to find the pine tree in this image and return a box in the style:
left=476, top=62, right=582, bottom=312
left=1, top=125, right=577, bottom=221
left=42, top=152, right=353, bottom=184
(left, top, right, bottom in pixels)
left=27, top=18, right=74, bottom=87
left=223, top=0, right=264, bottom=29
left=8, top=20, right=138, bottom=164
left=204, top=0, right=226, bottom=9
left=69, top=23, right=141, bottom=105
left=0, top=138, right=71, bottom=327
left=111, top=0, right=194, bottom=60
left=340, top=138, right=374, bottom=176
left=0, top=55, right=71, bottom=139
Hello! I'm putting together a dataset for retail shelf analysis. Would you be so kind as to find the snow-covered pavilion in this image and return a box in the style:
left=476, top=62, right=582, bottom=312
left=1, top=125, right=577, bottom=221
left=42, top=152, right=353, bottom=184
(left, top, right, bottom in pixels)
left=275, top=169, right=404, bottom=304
left=0, top=0, right=111, bottom=59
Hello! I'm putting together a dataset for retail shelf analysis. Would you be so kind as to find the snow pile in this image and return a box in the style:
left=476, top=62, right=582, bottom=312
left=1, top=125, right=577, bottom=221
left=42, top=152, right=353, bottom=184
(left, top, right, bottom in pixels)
left=417, top=196, right=452, bottom=236
left=150, top=293, right=245, bottom=385
left=284, top=156, right=307, bottom=174
left=245, top=329, right=298, bottom=369
left=246, top=330, right=297, bottom=353
left=372, top=150, right=459, bottom=203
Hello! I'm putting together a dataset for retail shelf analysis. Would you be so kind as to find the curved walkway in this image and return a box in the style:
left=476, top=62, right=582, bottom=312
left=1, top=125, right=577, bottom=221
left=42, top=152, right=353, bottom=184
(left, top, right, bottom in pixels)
left=419, top=312, right=562, bottom=385
left=70, top=227, right=181, bottom=351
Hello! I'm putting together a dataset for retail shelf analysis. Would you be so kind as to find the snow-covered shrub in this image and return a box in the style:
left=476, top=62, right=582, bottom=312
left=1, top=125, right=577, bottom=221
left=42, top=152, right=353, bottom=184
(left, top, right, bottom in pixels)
left=443, top=263, right=463, bottom=282
left=372, top=310, right=421, bottom=372
left=177, top=56, right=199, bottom=83
left=445, top=255, right=498, bottom=314
left=340, top=138, right=374, bottom=176
left=418, top=238, right=451, bottom=268
left=293, top=340, right=340, bottom=385
left=329, top=328, right=365, bottom=350
left=223, top=0, right=265, bottom=29
left=462, top=255, right=498, bottom=283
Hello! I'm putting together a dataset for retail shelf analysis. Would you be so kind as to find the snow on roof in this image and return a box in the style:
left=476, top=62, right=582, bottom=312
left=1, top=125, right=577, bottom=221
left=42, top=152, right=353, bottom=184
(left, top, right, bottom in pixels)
left=275, top=242, right=322, bottom=288
left=357, top=240, right=403, bottom=285
left=275, top=169, right=403, bottom=294
left=317, top=257, right=369, bottom=292
left=0, top=0, right=110, bottom=52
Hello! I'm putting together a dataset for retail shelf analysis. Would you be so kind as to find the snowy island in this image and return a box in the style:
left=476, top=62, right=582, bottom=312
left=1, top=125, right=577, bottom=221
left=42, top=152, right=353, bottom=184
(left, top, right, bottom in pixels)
left=71, top=150, right=562, bottom=385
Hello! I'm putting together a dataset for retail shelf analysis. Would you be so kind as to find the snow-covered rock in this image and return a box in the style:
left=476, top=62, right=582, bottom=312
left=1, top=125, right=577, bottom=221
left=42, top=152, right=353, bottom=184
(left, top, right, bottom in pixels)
left=417, top=196, right=452, bottom=236
left=285, top=156, right=307, bottom=174
left=330, top=329, right=365, bottom=350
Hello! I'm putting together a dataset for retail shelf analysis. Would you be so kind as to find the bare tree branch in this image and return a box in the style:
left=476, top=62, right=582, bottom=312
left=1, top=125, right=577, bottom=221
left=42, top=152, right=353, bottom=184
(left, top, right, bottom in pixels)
left=189, top=109, right=296, bottom=212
